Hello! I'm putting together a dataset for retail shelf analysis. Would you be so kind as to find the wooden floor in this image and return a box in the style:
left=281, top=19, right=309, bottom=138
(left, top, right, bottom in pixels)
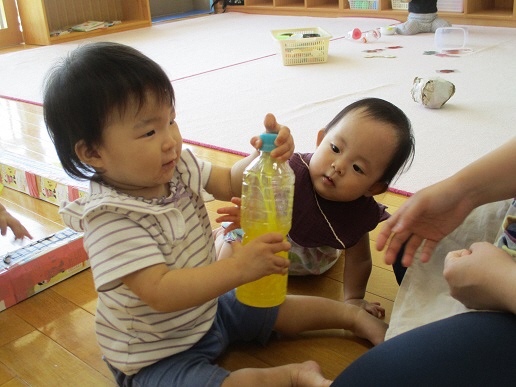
left=0, top=91, right=407, bottom=385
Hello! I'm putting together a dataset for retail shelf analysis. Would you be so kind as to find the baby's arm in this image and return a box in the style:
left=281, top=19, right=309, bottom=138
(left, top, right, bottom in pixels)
left=122, top=232, right=290, bottom=312
left=343, top=234, right=385, bottom=318
left=0, top=203, right=32, bottom=240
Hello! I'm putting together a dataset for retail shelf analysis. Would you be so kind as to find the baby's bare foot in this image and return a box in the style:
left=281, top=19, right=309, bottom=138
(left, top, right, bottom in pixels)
left=290, top=360, right=332, bottom=387
left=353, top=308, right=388, bottom=346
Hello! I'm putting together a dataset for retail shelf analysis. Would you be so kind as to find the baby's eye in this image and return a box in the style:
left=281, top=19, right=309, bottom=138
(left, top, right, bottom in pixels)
left=330, top=144, right=340, bottom=153
left=144, top=130, right=156, bottom=137
left=353, top=164, right=364, bottom=174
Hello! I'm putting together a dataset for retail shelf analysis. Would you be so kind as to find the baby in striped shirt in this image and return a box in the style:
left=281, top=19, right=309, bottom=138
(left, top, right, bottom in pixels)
left=43, top=41, right=387, bottom=387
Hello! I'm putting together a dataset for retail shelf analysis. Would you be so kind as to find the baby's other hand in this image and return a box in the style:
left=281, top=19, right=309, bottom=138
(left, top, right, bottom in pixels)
left=345, top=298, right=385, bottom=319
left=250, top=113, right=294, bottom=162
left=215, top=197, right=242, bottom=232
left=0, top=205, right=32, bottom=240
left=232, top=232, right=290, bottom=283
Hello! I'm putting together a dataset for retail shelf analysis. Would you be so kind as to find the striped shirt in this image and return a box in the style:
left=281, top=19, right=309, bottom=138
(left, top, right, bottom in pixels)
left=59, top=149, right=216, bottom=375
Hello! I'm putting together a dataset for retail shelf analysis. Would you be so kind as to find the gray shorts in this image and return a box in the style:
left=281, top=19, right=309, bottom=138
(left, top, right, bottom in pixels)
left=106, top=289, right=279, bottom=387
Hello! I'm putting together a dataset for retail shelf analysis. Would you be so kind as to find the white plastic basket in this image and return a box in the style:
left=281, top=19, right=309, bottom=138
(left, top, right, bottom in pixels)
left=391, top=0, right=408, bottom=10
left=349, top=0, right=378, bottom=10
left=271, top=27, right=332, bottom=66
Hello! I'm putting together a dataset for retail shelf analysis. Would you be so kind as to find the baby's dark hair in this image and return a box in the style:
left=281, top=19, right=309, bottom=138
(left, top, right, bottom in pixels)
left=43, top=41, right=175, bottom=180
left=324, top=97, right=415, bottom=185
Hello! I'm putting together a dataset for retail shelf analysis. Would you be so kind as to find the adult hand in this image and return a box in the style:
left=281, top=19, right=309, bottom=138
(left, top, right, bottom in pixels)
left=376, top=179, right=475, bottom=267
left=378, top=137, right=516, bottom=267
left=443, top=242, right=516, bottom=313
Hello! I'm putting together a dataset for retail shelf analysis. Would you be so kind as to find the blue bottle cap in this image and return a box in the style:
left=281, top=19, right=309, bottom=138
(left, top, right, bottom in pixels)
left=260, top=133, right=277, bottom=152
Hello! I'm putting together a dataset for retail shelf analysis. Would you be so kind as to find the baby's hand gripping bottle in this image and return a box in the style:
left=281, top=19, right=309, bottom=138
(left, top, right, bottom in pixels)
left=236, top=133, right=295, bottom=307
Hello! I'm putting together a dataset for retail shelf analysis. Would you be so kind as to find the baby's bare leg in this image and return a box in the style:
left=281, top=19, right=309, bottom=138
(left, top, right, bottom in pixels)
left=213, top=227, right=234, bottom=260
left=222, top=360, right=332, bottom=387
left=275, top=295, right=388, bottom=346
left=217, top=241, right=233, bottom=261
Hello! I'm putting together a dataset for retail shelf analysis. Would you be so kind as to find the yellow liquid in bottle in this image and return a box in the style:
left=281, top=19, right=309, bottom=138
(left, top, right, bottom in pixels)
left=235, top=219, right=291, bottom=307
left=236, top=150, right=293, bottom=307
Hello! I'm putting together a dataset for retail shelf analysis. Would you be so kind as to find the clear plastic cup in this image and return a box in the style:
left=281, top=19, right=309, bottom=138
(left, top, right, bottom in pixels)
left=435, top=27, right=468, bottom=50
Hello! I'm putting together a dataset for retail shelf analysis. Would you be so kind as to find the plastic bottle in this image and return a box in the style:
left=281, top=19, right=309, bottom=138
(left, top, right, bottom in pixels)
left=346, top=28, right=381, bottom=43
left=235, top=133, right=295, bottom=307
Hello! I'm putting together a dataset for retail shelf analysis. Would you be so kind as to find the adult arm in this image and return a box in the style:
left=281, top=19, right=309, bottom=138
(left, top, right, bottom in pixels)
left=377, top=136, right=516, bottom=266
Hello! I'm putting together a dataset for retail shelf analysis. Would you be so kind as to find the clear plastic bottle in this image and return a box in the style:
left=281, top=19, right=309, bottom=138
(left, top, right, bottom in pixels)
left=235, top=133, right=295, bottom=307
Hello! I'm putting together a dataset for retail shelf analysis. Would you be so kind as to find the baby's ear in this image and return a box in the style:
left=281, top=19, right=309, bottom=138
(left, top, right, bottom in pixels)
left=365, top=182, right=388, bottom=197
left=316, top=129, right=326, bottom=146
left=75, top=140, right=102, bottom=168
